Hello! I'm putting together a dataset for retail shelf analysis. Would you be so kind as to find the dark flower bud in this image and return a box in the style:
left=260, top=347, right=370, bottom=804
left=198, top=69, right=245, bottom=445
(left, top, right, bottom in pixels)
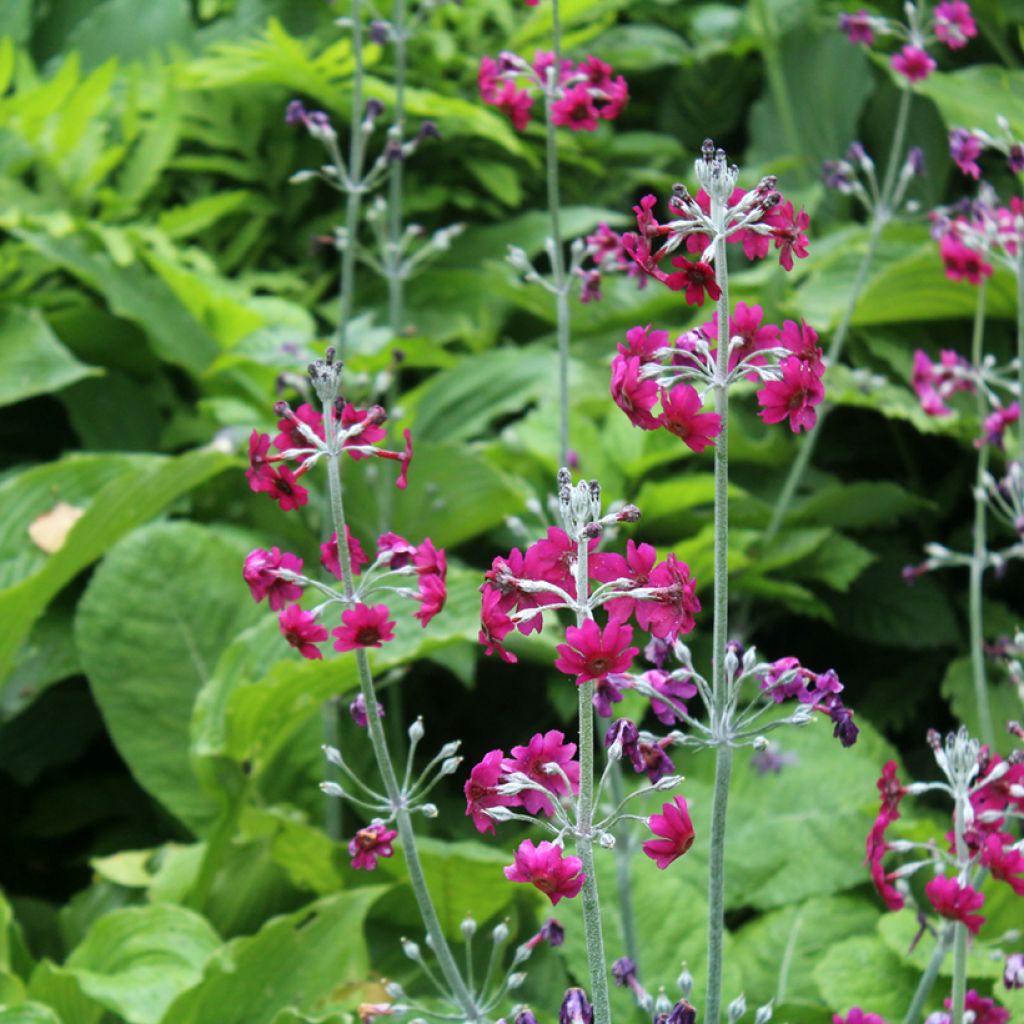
left=667, top=1000, right=697, bottom=1024
left=612, top=957, right=638, bottom=987
left=415, top=120, right=441, bottom=143
left=560, top=988, right=593, bottom=1024
left=515, top=1010, right=540, bottom=1024
left=365, top=98, right=385, bottom=121
left=369, top=19, right=391, bottom=44
left=616, top=504, right=641, bottom=523
left=539, top=918, right=564, bottom=947
left=285, top=99, right=307, bottom=125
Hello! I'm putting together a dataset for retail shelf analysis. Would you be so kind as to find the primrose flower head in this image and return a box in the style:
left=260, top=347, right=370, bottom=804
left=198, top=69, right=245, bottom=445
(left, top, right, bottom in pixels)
left=504, top=839, right=586, bottom=905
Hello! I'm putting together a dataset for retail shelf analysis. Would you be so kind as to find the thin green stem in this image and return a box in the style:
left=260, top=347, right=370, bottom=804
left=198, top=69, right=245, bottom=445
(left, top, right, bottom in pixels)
left=705, top=205, right=733, bottom=1024
left=608, top=763, right=640, bottom=967
left=969, top=280, right=993, bottom=748
left=903, top=924, right=953, bottom=1024
left=387, top=0, right=407, bottom=335
left=762, top=86, right=912, bottom=541
left=323, top=700, right=343, bottom=840
left=574, top=530, right=611, bottom=1024
left=545, top=0, right=570, bottom=465
left=949, top=798, right=969, bottom=1024
left=339, top=0, right=367, bottom=359
left=324, top=407, right=479, bottom=1020
left=1016, top=247, right=1023, bottom=465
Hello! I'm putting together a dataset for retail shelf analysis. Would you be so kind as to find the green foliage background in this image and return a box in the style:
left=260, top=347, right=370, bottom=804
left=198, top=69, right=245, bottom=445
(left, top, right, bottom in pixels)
left=1, top=0, right=1023, bottom=1021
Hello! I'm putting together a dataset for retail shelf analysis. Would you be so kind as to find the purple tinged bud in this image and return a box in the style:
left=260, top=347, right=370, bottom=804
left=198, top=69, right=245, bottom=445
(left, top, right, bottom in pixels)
left=616, top=504, right=641, bottom=522
left=365, top=98, right=385, bottom=121
left=369, top=19, right=390, bottom=44
left=846, top=140, right=870, bottom=167
left=828, top=699, right=859, bottom=747
left=907, top=146, right=925, bottom=175
left=539, top=918, right=565, bottom=947
left=822, top=160, right=852, bottom=192
left=638, top=741, right=674, bottom=783
left=1009, top=143, right=1024, bottom=174
left=605, top=719, right=640, bottom=763
left=415, top=120, right=441, bottom=143
left=645, top=635, right=670, bottom=669
left=612, top=957, right=638, bottom=987
left=726, top=639, right=745, bottom=660
left=560, top=988, right=594, bottom=1024
left=349, top=693, right=385, bottom=728
left=515, top=1011, right=540, bottom=1024
left=385, top=140, right=404, bottom=162
left=666, top=1001, right=698, bottom=1024
left=1005, top=951, right=1024, bottom=989
left=285, top=99, right=307, bottom=125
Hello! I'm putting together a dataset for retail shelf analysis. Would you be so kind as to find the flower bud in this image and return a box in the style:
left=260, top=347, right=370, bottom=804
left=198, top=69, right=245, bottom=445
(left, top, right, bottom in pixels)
left=728, top=993, right=747, bottom=1023
left=667, top=1001, right=697, bottom=1024
left=492, top=921, right=510, bottom=944
left=319, top=781, right=345, bottom=797
left=420, top=803, right=438, bottom=818
left=676, top=966, right=693, bottom=998
left=401, top=938, right=421, bottom=961
left=408, top=717, right=425, bottom=743
left=508, top=972, right=526, bottom=990
left=560, top=988, right=594, bottom=1024
left=440, top=757, right=462, bottom=776
left=754, top=1004, right=773, bottom=1024
left=460, top=915, right=477, bottom=939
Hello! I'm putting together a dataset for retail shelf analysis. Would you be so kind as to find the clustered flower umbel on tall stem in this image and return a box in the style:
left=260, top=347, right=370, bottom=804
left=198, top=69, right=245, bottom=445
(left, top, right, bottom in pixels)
left=903, top=183, right=1024, bottom=749
left=286, top=1, right=462, bottom=356
left=478, top=2, right=629, bottom=465
left=862, top=726, right=1022, bottom=1024
left=759, top=0, right=979, bottom=551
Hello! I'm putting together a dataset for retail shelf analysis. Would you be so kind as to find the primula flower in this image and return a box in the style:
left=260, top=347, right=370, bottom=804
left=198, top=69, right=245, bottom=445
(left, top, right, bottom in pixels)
left=464, top=749, right=516, bottom=834
left=590, top=540, right=658, bottom=622
left=503, top=730, right=580, bottom=816
left=604, top=718, right=641, bottom=768
left=243, top=547, right=304, bottom=610
left=279, top=604, right=328, bottom=660
left=619, top=323, right=669, bottom=360
left=524, top=527, right=596, bottom=598
left=610, top=355, right=661, bottom=430
left=494, top=82, right=534, bottom=131
left=702, top=302, right=780, bottom=374
left=555, top=618, right=639, bottom=686
left=1004, top=953, right=1024, bottom=989
left=338, top=402, right=387, bottom=457
left=941, top=991, right=1010, bottom=1024
left=950, top=128, right=984, bottom=178
left=638, top=554, right=701, bottom=641
left=912, top=348, right=975, bottom=415
left=780, top=319, right=824, bottom=369
left=839, top=10, right=875, bottom=44
left=551, top=84, right=600, bottom=131
left=479, top=586, right=518, bottom=662
left=349, top=693, right=383, bottom=728
left=643, top=796, right=695, bottom=869
left=637, top=740, right=675, bottom=783
left=593, top=675, right=624, bottom=717
left=757, top=355, right=826, bottom=433
left=833, top=1011, right=887, bottom=1024
left=666, top=257, right=721, bottom=306
left=940, top=233, right=992, bottom=284
left=971, top=756, right=1024, bottom=832
left=332, top=603, right=396, bottom=651
left=647, top=670, right=699, bottom=725
left=769, top=201, right=811, bottom=270
left=891, top=46, right=937, bottom=84
left=349, top=821, right=397, bottom=870
left=980, top=833, right=1024, bottom=895
left=320, top=528, right=370, bottom=579
left=273, top=402, right=324, bottom=453
left=659, top=384, right=723, bottom=453
left=924, top=875, right=986, bottom=934
left=412, top=537, right=446, bottom=578
left=504, top=839, right=586, bottom=905
left=415, top=574, right=447, bottom=627
left=979, top=402, right=1020, bottom=449
left=934, top=1, right=977, bottom=49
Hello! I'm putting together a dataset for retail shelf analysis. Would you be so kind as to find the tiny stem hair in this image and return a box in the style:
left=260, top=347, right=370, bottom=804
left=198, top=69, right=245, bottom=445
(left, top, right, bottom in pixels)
left=387, top=0, right=408, bottom=334
left=705, top=195, right=734, bottom=1024
left=323, top=402, right=480, bottom=1020
left=1016, top=245, right=1024, bottom=464
left=763, top=85, right=914, bottom=541
left=968, top=279, right=994, bottom=747
left=948, top=792, right=970, bottom=1024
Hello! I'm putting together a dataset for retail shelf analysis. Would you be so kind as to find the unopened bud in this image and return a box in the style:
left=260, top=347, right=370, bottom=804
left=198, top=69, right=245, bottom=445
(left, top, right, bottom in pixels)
left=676, top=966, right=693, bottom=998
left=616, top=504, right=641, bottom=523
left=408, top=717, right=425, bottom=743
left=754, top=1004, right=773, bottom=1024
left=508, top=972, right=526, bottom=990
left=401, top=938, right=422, bottom=961
left=320, top=781, right=345, bottom=796
left=440, top=757, right=462, bottom=776
left=492, top=921, right=510, bottom=944
left=598, top=832, right=616, bottom=848
left=385, top=982, right=406, bottom=999
left=728, top=994, right=747, bottom=1023
left=461, top=916, right=477, bottom=939
left=655, top=774, right=683, bottom=790
left=420, top=803, right=438, bottom=818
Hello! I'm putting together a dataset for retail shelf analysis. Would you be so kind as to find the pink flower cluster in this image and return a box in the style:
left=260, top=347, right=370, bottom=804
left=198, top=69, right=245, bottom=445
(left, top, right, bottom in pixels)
left=503, top=839, right=585, bottom=906
left=575, top=222, right=647, bottom=304
left=620, top=186, right=809, bottom=302
left=246, top=401, right=413, bottom=511
left=243, top=530, right=447, bottom=662
left=479, top=529, right=700, bottom=665
left=758, top=657, right=858, bottom=746
left=950, top=127, right=1024, bottom=178
left=840, top=2, right=976, bottom=85
left=478, top=52, right=627, bottom=133
left=911, top=348, right=975, bottom=417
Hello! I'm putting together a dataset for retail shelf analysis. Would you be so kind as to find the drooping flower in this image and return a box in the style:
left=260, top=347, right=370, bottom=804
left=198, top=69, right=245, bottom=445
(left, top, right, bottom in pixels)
left=647, top=670, right=699, bottom=725
left=243, top=547, right=304, bottom=609
left=950, top=128, right=984, bottom=179
left=479, top=586, right=518, bottom=663
left=610, top=354, right=661, bottom=429
left=924, top=875, right=986, bottom=934
left=666, top=257, right=721, bottom=306
left=934, top=1, right=977, bottom=49
left=349, top=693, right=384, bottom=728
left=638, top=554, right=701, bottom=641
left=415, top=573, right=447, bottom=627
left=659, top=384, right=723, bottom=453
left=940, top=233, right=992, bottom=284
left=332, top=603, right=397, bottom=652
left=464, top=749, right=516, bottom=834
left=891, top=45, right=937, bottom=84
left=769, top=201, right=811, bottom=271
left=503, top=730, right=580, bottom=816
left=942, top=990, right=1010, bottom=1024
left=979, top=833, right=1024, bottom=895
left=504, top=839, right=586, bottom=905
left=833, top=1010, right=887, bottom=1024
left=757, top=355, right=826, bottom=433
left=321, top=527, right=370, bottom=579
left=642, top=796, right=695, bottom=869
left=560, top=987, right=594, bottom=1024
left=839, top=10, right=875, bottom=44
left=555, top=618, right=639, bottom=686
left=604, top=718, right=642, bottom=769
left=979, top=402, right=1020, bottom=449
left=349, top=821, right=398, bottom=870
left=637, top=740, right=675, bottom=783
left=279, top=604, right=328, bottom=660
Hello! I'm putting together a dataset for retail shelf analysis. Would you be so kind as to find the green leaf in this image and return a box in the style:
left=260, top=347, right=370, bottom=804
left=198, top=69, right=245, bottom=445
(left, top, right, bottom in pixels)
left=812, top=935, right=919, bottom=1020
left=0, top=307, right=99, bottom=408
left=790, top=533, right=877, bottom=592
left=2, top=609, right=79, bottom=723
left=62, top=905, right=221, bottom=1024
left=160, top=890, right=382, bottom=1024
left=0, top=1005, right=64, bottom=1024
left=63, top=0, right=195, bottom=68
left=733, top=895, right=881, bottom=1007
left=940, top=655, right=1021, bottom=756
left=588, top=24, right=690, bottom=70
left=877, top=911, right=1002, bottom=980
left=25, top=962, right=102, bottom=1024
left=791, top=482, right=931, bottom=530
left=75, top=521, right=263, bottom=832
left=916, top=65, right=1024, bottom=139
left=0, top=449, right=236, bottom=684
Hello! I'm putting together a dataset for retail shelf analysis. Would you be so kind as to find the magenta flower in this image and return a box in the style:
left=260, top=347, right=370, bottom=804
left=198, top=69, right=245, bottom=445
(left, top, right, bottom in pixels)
left=273, top=402, right=324, bottom=453
left=415, top=573, right=447, bottom=627
left=768, top=201, right=811, bottom=270
left=757, top=355, right=826, bottom=433
left=639, top=554, right=701, bottom=641
left=839, top=10, right=875, bottom=44
left=278, top=604, right=328, bottom=660
left=912, top=348, right=975, bottom=415
left=320, top=527, right=370, bottom=579
left=504, top=839, right=586, bottom=905
left=262, top=463, right=310, bottom=511
left=464, top=749, right=516, bottom=834
left=642, top=796, right=695, bottom=869
left=833, top=1010, right=887, bottom=1024
left=495, top=81, right=534, bottom=131
left=479, top=586, right=518, bottom=663
left=780, top=319, right=823, bottom=369
left=979, top=402, right=1020, bottom=449
left=980, top=833, right=1024, bottom=895
left=934, top=1, right=977, bottom=49
left=610, top=354, right=660, bottom=430
left=503, top=730, right=580, bottom=816
left=338, top=402, right=387, bottom=456
left=890, top=45, right=936, bottom=84
left=377, top=531, right=417, bottom=568
left=551, top=84, right=600, bottom=131
left=659, top=384, right=723, bottom=453
left=950, top=128, right=984, bottom=179
left=555, top=618, right=639, bottom=686
left=637, top=740, right=675, bottom=783
left=942, top=991, right=1009, bottom=1024
left=483, top=547, right=552, bottom=636
left=940, top=233, right=992, bottom=284
left=245, top=430, right=276, bottom=493
left=925, top=875, right=986, bottom=934
left=348, top=821, right=398, bottom=870
left=412, top=537, right=446, bottom=578
left=243, top=547, right=304, bottom=610
left=332, top=603, right=396, bottom=652
left=590, top=539, right=658, bottom=622
left=666, top=257, right=722, bottom=306
left=702, top=302, right=780, bottom=374
left=524, top=526, right=595, bottom=599
left=349, top=693, right=384, bottom=728
left=647, top=670, right=699, bottom=725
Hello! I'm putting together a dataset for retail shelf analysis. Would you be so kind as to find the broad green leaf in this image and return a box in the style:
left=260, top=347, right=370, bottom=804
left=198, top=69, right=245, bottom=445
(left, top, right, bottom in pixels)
left=0, top=449, right=235, bottom=684
left=63, top=905, right=221, bottom=1024
left=160, top=889, right=382, bottom=1024
left=790, top=533, right=876, bottom=592
left=2, top=609, right=79, bottom=723
left=940, top=656, right=1021, bottom=756
left=589, top=24, right=690, bottom=70
left=0, top=1005, right=63, bottom=1024
left=877, top=911, right=1003, bottom=980
left=916, top=65, right=1024, bottom=139
left=25, top=963, right=102, bottom=1024
left=0, top=307, right=99, bottom=409
left=158, top=191, right=270, bottom=240
left=238, top=807, right=344, bottom=897
left=64, top=0, right=195, bottom=68
left=791, top=482, right=931, bottom=530
left=76, top=521, right=262, bottom=832
left=733, top=895, right=881, bottom=1007
left=812, top=936, right=919, bottom=1020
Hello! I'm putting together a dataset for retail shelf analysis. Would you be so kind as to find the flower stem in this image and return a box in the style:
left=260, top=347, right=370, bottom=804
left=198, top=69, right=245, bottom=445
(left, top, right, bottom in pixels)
left=574, top=529, right=611, bottom=1024
left=608, top=762, right=640, bottom=966
left=762, top=86, right=912, bottom=541
left=387, top=0, right=407, bottom=335
left=324, top=408, right=479, bottom=1020
left=545, top=0, right=570, bottom=466
left=902, top=924, right=953, bottom=1024
left=1016, top=246, right=1023, bottom=465
left=339, top=0, right=368, bottom=359
left=705, top=204, right=733, bottom=1024
left=968, top=280, right=993, bottom=748
left=948, top=797, right=969, bottom=1024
